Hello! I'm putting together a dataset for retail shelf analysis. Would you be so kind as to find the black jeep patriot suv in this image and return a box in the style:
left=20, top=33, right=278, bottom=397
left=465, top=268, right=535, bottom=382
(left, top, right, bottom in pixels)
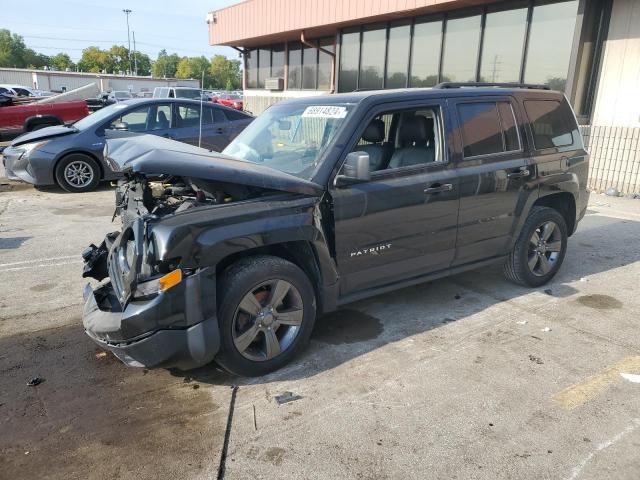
left=82, top=83, right=589, bottom=376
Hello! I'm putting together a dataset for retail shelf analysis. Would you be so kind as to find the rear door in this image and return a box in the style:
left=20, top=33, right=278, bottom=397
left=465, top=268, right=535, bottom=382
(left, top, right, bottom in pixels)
left=449, top=96, right=531, bottom=266
left=171, top=103, right=231, bottom=150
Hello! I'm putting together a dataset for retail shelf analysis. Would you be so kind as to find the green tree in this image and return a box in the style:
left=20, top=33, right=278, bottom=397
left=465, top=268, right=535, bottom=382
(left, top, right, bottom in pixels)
left=49, top=53, right=74, bottom=71
left=108, top=45, right=131, bottom=73
left=176, top=55, right=210, bottom=84
left=152, top=49, right=181, bottom=78
left=134, top=52, right=152, bottom=76
left=209, top=55, right=242, bottom=89
left=77, top=46, right=112, bottom=73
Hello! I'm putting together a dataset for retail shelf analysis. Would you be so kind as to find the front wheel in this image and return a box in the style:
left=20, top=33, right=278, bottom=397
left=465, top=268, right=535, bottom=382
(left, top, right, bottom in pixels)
left=504, top=206, right=568, bottom=287
left=55, top=154, right=100, bottom=193
left=216, top=255, right=316, bottom=377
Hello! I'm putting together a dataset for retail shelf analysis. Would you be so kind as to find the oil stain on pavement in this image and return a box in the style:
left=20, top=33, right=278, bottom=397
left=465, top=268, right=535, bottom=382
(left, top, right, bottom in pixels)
left=0, top=323, right=228, bottom=480
left=577, top=294, right=623, bottom=310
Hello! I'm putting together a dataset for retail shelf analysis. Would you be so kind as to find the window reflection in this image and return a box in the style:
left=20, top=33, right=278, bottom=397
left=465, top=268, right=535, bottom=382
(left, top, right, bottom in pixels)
left=441, top=15, right=481, bottom=82
left=271, top=45, right=285, bottom=79
left=338, top=29, right=360, bottom=92
left=302, top=44, right=318, bottom=89
left=246, top=49, right=258, bottom=88
left=480, top=8, right=528, bottom=83
left=525, top=1, right=579, bottom=91
left=359, top=26, right=386, bottom=90
left=288, top=42, right=302, bottom=90
left=385, top=21, right=411, bottom=88
left=318, top=38, right=334, bottom=90
left=410, top=20, right=442, bottom=87
left=257, top=48, right=270, bottom=88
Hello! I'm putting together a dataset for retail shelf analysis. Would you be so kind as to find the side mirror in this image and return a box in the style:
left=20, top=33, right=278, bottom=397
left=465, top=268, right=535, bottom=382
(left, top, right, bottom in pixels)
left=113, top=122, right=129, bottom=131
left=335, top=151, right=370, bottom=187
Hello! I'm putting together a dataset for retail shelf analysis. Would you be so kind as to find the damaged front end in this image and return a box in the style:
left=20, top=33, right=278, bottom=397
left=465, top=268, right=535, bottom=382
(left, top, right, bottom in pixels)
left=81, top=135, right=323, bottom=370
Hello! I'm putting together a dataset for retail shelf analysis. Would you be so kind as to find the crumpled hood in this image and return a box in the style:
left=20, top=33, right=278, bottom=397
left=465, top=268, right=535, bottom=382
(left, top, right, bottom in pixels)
left=105, top=134, right=324, bottom=196
left=11, top=125, right=77, bottom=146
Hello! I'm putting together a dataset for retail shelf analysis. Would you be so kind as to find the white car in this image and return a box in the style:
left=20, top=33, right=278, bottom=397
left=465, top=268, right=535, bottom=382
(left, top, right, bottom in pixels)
left=0, top=84, right=52, bottom=97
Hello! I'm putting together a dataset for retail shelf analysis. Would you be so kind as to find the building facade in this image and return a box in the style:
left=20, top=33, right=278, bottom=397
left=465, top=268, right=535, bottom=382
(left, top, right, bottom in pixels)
left=208, top=0, right=640, bottom=194
left=0, top=68, right=199, bottom=95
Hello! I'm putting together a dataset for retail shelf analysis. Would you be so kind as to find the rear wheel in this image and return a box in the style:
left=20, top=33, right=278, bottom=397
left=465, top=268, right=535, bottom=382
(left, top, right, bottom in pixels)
left=55, top=154, right=100, bottom=193
left=504, top=206, right=568, bottom=287
left=216, top=255, right=316, bottom=377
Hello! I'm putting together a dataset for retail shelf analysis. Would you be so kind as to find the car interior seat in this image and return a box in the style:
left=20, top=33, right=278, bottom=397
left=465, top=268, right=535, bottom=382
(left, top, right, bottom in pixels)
left=354, top=119, right=391, bottom=171
left=157, top=110, right=169, bottom=129
left=387, top=115, right=435, bottom=169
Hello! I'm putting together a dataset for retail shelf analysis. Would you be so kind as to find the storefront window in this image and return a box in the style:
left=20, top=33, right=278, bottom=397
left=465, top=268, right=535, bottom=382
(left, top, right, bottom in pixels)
left=480, top=7, right=528, bottom=83
left=246, top=49, right=258, bottom=88
left=318, top=37, right=334, bottom=90
left=441, top=15, right=481, bottom=82
left=257, top=48, right=270, bottom=88
left=524, top=0, right=579, bottom=91
left=410, top=19, right=442, bottom=87
left=288, top=42, right=302, bottom=89
left=385, top=21, right=411, bottom=88
left=271, top=44, right=285, bottom=79
left=359, top=25, right=386, bottom=90
left=338, top=29, right=360, bottom=92
left=302, top=43, right=318, bottom=89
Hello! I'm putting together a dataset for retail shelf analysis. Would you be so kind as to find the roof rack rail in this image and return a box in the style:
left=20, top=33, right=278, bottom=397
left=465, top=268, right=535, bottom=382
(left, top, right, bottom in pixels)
left=434, top=82, right=551, bottom=90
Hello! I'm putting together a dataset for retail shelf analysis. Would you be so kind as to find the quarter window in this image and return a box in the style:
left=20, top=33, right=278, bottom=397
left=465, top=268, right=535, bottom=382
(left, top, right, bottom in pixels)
left=458, top=101, right=521, bottom=158
left=524, top=100, right=575, bottom=149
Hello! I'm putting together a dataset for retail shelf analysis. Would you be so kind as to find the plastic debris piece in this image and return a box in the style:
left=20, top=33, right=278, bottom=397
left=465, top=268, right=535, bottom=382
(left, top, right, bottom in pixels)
left=529, top=355, right=544, bottom=365
left=26, top=377, right=43, bottom=387
left=620, top=373, right=640, bottom=383
left=605, top=187, right=620, bottom=197
left=542, top=327, right=552, bottom=332
left=275, top=391, right=303, bottom=405
left=580, top=277, right=588, bottom=282
left=517, top=320, right=528, bottom=325
left=544, top=289, right=553, bottom=296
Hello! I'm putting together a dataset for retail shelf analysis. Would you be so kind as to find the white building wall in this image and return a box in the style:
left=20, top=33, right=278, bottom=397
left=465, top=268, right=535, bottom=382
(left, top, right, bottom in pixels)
left=585, top=0, right=640, bottom=194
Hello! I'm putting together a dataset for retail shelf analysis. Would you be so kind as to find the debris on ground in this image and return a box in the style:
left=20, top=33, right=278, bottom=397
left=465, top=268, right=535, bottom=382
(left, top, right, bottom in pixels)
left=620, top=373, right=640, bottom=383
left=580, top=277, right=589, bottom=282
left=94, top=351, right=107, bottom=359
left=605, top=187, right=621, bottom=197
left=542, top=327, right=552, bottom=332
left=529, top=355, right=544, bottom=365
left=275, top=391, right=303, bottom=405
left=544, top=289, right=553, bottom=296
left=517, top=320, right=527, bottom=325
left=26, top=377, right=43, bottom=386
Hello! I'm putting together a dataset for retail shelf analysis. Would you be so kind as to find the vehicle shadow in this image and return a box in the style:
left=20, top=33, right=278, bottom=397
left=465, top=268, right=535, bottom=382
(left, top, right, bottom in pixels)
left=175, top=211, right=640, bottom=386
left=32, top=182, right=115, bottom=194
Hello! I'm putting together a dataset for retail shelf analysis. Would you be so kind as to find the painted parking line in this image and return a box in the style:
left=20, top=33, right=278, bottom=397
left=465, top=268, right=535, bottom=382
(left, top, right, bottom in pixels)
left=553, top=356, right=640, bottom=410
left=0, top=259, right=82, bottom=273
left=0, top=255, right=78, bottom=268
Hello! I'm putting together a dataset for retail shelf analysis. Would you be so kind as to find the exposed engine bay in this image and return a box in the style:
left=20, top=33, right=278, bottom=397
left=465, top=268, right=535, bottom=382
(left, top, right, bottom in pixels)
left=115, top=174, right=277, bottom=226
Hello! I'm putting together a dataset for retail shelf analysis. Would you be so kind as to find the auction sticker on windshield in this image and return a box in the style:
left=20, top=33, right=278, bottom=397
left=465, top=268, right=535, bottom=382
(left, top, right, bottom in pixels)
left=302, top=106, right=348, bottom=119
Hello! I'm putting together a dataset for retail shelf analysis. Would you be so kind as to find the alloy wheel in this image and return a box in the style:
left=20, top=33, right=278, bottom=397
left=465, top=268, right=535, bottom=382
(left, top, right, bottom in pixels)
left=232, top=279, right=304, bottom=361
left=527, top=220, right=562, bottom=276
left=64, top=160, right=94, bottom=188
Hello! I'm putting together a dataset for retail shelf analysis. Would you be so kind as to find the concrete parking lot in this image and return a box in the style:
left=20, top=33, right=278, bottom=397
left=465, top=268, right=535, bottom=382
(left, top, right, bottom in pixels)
left=1, top=180, right=639, bottom=480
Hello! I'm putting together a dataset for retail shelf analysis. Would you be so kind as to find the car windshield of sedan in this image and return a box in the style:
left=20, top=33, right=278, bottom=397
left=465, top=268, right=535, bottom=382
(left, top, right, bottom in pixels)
left=223, top=103, right=352, bottom=180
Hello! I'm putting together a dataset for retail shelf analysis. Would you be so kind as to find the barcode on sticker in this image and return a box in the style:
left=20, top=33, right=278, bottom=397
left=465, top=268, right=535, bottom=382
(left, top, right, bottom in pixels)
left=302, top=106, right=348, bottom=118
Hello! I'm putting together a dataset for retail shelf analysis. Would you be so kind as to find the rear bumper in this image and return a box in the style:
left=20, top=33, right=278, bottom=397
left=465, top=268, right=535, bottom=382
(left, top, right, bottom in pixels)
left=82, top=275, right=220, bottom=371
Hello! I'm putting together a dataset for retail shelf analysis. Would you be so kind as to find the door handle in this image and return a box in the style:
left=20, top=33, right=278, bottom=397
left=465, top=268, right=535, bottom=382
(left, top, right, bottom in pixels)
left=507, top=168, right=530, bottom=179
left=424, top=183, right=453, bottom=194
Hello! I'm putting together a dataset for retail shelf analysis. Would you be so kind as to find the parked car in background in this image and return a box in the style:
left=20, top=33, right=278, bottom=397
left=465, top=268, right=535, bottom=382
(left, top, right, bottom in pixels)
left=81, top=84, right=589, bottom=376
left=0, top=99, right=89, bottom=140
left=0, top=84, right=51, bottom=97
left=2, top=98, right=254, bottom=192
left=109, top=91, right=133, bottom=102
left=216, top=93, right=243, bottom=110
left=153, top=87, right=202, bottom=100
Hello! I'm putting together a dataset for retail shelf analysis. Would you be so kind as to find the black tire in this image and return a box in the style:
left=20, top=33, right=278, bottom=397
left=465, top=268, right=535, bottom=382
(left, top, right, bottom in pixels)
left=55, top=154, right=100, bottom=193
left=216, top=255, right=316, bottom=377
left=24, top=115, right=62, bottom=132
left=504, top=206, right=568, bottom=287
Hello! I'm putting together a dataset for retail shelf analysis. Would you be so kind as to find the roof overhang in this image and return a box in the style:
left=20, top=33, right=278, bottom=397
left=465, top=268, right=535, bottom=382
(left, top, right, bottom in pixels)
left=208, top=0, right=500, bottom=48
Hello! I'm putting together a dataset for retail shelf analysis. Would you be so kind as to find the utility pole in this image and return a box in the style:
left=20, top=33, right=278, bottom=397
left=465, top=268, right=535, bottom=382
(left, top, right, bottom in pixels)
left=123, top=9, right=132, bottom=75
left=133, top=31, right=138, bottom=75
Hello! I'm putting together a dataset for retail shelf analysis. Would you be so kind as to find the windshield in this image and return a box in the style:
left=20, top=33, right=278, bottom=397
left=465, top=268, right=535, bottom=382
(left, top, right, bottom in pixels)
left=223, top=103, right=352, bottom=180
left=175, top=88, right=201, bottom=99
left=73, top=103, right=130, bottom=130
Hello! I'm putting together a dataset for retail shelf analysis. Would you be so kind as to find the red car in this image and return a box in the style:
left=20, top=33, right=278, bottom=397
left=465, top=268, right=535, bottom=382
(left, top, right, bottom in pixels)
left=216, top=93, right=243, bottom=111
left=0, top=100, right=90, bottom=141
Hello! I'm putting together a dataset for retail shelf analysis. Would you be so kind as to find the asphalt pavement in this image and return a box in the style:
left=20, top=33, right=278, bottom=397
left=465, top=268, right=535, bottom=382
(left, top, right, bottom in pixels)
left=1, top=182, right=639, bottom=480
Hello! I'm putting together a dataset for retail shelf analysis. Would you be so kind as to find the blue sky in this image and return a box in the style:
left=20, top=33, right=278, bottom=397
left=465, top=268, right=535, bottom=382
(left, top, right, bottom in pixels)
left=3, top=0, right=241, bottom=62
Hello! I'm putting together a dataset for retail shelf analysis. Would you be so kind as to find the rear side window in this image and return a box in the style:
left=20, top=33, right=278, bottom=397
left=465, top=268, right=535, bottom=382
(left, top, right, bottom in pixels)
left=524, top=100, right=575, bottom=149
left=224, top=109, right=250, bottom=121
left=457, top=101, right=521, bottom=158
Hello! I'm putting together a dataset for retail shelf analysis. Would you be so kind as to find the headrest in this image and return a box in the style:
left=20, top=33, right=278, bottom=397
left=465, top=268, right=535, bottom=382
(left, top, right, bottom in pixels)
left=362, top=119, right=385, bottom=143
left=399, top=115, right=429, bottom=145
